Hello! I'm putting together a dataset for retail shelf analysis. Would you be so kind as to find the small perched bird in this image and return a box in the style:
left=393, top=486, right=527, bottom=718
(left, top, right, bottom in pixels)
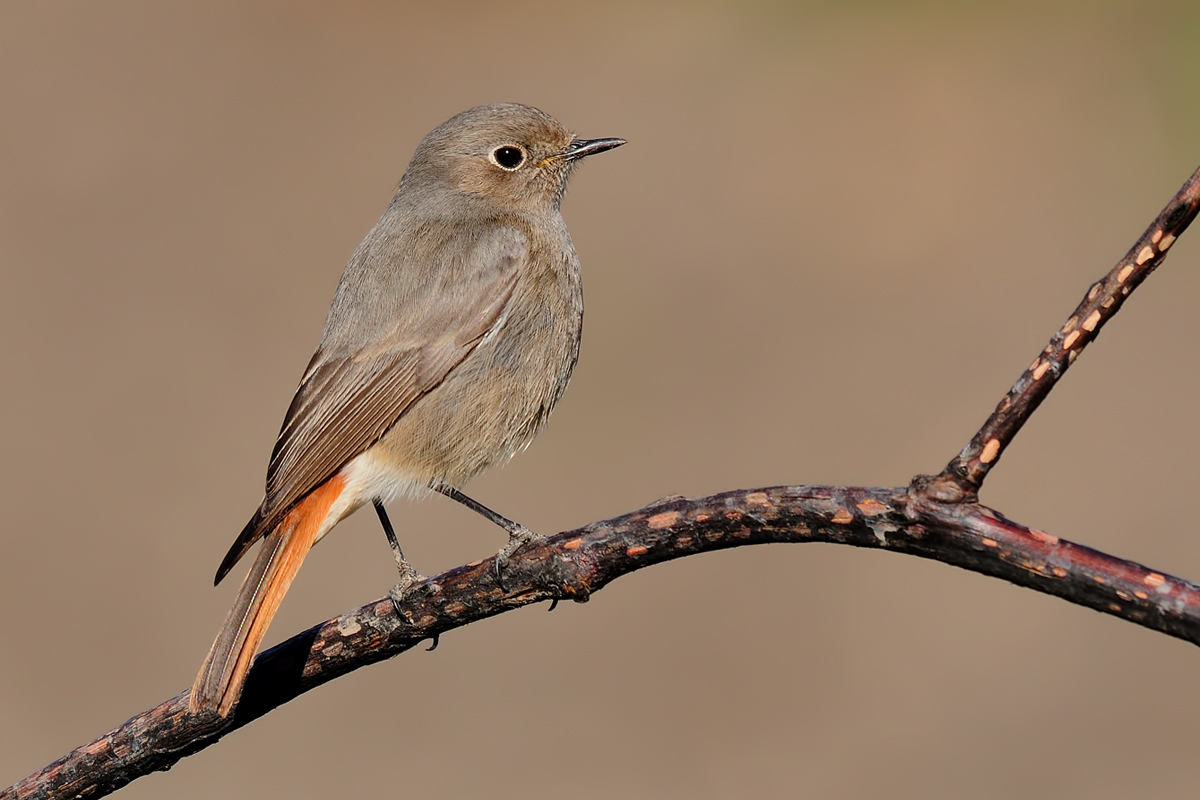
left=190, top=103, right=624, bottom=717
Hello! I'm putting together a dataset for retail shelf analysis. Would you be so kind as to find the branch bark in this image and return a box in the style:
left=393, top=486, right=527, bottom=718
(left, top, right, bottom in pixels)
left=6, top=164, right=1200, bottom=800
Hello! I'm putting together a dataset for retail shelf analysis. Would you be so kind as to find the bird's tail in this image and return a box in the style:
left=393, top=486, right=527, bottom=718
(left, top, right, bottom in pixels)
left=189, top=475, right=346, bottom=717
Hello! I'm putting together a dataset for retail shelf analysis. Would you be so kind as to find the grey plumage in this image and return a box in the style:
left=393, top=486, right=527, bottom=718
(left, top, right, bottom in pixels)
left=194, top=103, right=622, bottom=716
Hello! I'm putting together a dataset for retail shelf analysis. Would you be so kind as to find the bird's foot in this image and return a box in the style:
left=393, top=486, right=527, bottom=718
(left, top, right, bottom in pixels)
left=494, top=525, right=545, bottom=591
left=388, top=561, right=428, bottom=623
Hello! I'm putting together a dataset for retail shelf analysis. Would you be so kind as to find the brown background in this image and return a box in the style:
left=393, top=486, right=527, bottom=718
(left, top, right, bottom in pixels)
left=3, top=2, right=1200, bottom=797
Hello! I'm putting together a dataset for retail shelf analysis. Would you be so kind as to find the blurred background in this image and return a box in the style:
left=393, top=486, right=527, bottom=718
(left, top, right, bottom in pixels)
left=3, top=1, right=1200, bottom=797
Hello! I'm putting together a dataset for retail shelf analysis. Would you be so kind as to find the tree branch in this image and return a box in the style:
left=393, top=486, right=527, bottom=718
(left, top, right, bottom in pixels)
left=944, top=165, right=1200, bottom=492
left=6, top=164, right=1200, bottom=800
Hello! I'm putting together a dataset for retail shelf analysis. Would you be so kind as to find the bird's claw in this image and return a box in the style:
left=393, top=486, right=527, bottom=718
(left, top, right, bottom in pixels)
left=388, top=564, right=427, bottom=624
left=494, top=525, right=545, bottom=592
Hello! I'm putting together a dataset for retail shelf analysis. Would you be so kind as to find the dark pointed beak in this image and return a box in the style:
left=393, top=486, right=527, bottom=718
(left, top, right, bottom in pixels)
left=561, top=137, right=626, bottom=161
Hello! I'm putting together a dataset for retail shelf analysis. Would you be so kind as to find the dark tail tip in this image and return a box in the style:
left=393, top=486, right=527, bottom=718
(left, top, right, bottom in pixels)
left=214, top=508, right=268, bottom=585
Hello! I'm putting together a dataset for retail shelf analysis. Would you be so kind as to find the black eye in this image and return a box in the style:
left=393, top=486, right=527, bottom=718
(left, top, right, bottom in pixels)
left=492, top=145, right=525, bottom=170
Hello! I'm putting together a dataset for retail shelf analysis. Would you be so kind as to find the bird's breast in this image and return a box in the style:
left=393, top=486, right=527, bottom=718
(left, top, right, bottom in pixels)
left=372, top=236, right=583, bottom=488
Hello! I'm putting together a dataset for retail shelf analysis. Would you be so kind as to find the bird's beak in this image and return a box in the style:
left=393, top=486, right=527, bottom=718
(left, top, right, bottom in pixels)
left=558, top=137, right=627, bottom=161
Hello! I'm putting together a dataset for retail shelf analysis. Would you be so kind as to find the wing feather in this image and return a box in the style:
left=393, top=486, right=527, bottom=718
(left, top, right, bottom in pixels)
left=215, top=223, right=525, bottom=581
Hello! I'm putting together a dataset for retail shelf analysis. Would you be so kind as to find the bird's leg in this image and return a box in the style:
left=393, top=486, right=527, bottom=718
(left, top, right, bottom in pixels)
left=435, top=486, right=544, bottom=588
left=374, top=500, right=425, bottom=615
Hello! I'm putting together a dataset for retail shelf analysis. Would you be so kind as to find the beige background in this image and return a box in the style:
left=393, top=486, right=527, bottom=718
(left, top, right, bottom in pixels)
left=3, top=2, right=1200, bottom=797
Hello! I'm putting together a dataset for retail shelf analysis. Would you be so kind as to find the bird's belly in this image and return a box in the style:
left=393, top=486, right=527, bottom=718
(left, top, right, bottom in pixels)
left=370, top=313, right=578, bottom=489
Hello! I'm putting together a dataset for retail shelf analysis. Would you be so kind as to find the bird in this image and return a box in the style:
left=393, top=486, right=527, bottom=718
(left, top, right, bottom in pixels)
left=189, top=102, right=624, bottom=717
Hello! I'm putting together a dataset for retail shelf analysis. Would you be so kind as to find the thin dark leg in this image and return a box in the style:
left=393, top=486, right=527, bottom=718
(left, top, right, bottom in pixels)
left=374, top=500, right=408, bottom=567
left=434, top=486, right=544, bottom=588
left=374, top=500, right=423, bottom=615
left=434, top=487, right=526, bottom=535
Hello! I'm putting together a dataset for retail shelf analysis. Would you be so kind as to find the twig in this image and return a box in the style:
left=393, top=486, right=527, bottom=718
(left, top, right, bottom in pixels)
left=5, top=164, right=1200, bottom=800
left=943, top=166, right=1200, bottom=493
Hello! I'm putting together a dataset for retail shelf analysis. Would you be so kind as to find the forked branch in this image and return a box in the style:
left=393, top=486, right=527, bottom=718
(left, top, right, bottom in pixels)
left=6, top=165, right=1200, bottom=800
left=946, top=165, right=1200, bottom=491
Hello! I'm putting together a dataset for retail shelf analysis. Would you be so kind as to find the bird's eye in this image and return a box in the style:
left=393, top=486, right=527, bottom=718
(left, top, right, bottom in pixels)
left=491, top=145, right=526, bottom=171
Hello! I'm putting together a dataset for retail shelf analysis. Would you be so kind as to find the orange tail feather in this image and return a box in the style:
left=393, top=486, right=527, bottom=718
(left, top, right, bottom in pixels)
left=190, top=475, right=345, bottom=717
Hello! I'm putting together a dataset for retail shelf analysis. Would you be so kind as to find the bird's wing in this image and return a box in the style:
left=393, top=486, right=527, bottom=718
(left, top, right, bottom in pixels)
left=214, top=224, right=524, bottom=583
